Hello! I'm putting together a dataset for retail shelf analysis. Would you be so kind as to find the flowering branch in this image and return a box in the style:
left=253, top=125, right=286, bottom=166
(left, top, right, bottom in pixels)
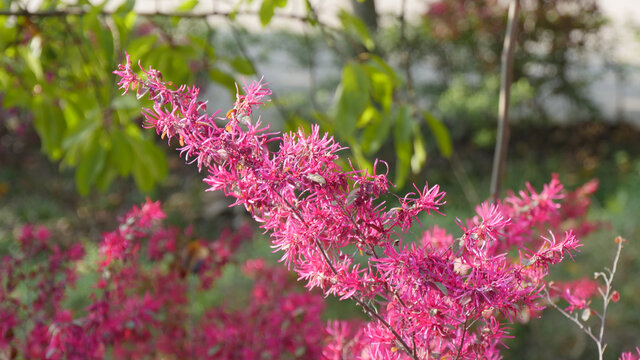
left=114, top=54, right=586, bottom=359
left=275, top=188, right=416, bottom=357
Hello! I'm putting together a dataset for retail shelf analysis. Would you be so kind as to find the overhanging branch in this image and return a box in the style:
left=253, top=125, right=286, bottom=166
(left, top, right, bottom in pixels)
left=0, top=7, right=309, bottom=23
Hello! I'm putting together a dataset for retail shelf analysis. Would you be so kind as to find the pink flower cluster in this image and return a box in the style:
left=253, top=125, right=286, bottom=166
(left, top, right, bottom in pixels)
left=620, top=347, right=640, bottom=360
left=114, top=55, right=596, bottom=359
left=1, top=200, right=329, bottom=359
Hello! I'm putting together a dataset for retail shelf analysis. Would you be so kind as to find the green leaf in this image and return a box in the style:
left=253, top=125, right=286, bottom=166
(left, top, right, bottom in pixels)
left=411, top=130, right=427, bottom=174
left=368, top=55, right=399, bottom=85
left=423, top=111, right=452, bottom=158
left=338, top=10, right=375, bottom=51
left=19, top=42, right=44, bottom=81
left=259, top=0, right=287, bottom=26
left=209, top=68, right=237, bottom=95
left=112, top=10, right=137, bottom=42
left=177, top=0, right=199, bottom=11
left=368, top=70, right=393, bottom=112
left=94, top=165, right=118, bottom=192
left=393, top=105, right=413, bottom=146
left=283, top=115, right=311, bottom=134
left=393, top=105, right=413, bottom=187
left=62, top=100, right=82, bottom=129
left=434, top=282, right=449, bottom=296
left=97, top=26, right=115, bottom=70
left=32, top=97, right=66, bottom=160
left=334, top=62, right=369, bottom=139
left=361, top=111, right=391, bottom=155
left=111, top=130, right=133, bottom=176
left=350, top=142, right=372, bottom=173
left=303, top=3, right=318, bottom=27
left=111, top=94, right=140, bottom=110
left=142, top=139, right=168, bottom=180
left=356, top=105, right=378, bottom=128
left=230, top=56, right=254, bottom=75
left=395, top=139, right=412, bottom=188
left=128, top=138, right=167, bottom=192
left=126, top=35, right=158, bottom=61
left=115, top=0, right=135, bottom=14
left=61, top=120, right=101, bottom=167
left=61, top=97, right=102, bottom=162
left=75, top=131, right=107, bottom=195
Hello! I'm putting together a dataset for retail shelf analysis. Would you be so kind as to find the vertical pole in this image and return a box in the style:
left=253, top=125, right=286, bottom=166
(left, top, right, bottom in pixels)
left=490, top=0, right=520, bottom=201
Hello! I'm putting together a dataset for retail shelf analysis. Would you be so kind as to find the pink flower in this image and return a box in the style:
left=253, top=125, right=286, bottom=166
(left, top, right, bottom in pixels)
left=550, top=277, right=601, bottom=313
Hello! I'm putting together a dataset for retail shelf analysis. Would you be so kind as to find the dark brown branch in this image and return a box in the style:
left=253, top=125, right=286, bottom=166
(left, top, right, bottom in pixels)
left=0, top=7, right=308, bottom=22
left=490, top=0, right=520, bottom=201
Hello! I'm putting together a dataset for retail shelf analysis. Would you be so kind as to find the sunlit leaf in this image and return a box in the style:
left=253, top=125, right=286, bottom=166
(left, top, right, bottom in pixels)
left=115, top=0, right=135, bottom=14
left=75, top=130, right=107, bottom=195
left=411, top=130, right=427, bottom=174
left=177, top=0, right=199, bottom=11
left=259, top=0, right=287, bottom=26
left=111, top=129, right=133, bottom=176
left=209, top=68, right=237, bottom=95
left=334, top=62, right=369, bottom=139
left=394, top=105, right=413, bottom=186
left=361, top=111, right=391, bottom=155
left=338, top=10, right=375, bottom=51
left=423, top=111, right=452, bottom=158
left=230, top=56, right=255, bottom=75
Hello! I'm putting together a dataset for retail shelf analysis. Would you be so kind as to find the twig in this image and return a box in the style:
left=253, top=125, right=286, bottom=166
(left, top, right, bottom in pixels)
left=0, top=7, right=310, bottom=22
left=454, top=315, right=470, bottom=360
left=490, top=0, right=520, bottom=201
left=544, top=291, right=600, bottom=345
left=546, top=237, right=625, bottom=360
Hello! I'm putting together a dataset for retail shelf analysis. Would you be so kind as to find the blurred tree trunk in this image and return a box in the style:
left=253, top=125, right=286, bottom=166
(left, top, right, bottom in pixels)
left=351, top=0, right=378, bottom=33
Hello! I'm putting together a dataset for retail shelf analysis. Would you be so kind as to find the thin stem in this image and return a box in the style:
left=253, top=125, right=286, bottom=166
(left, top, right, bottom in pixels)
left=490, top=0, right=520, bottom=201
left=454, top=315, right=470, bottom=360
left=547, top=237, right=625, bottom=360
left=594, top=237, right=624, bottom=359
left=0, top=8, right=310, bottom=22
left=544, top=290, right=600, bottom=345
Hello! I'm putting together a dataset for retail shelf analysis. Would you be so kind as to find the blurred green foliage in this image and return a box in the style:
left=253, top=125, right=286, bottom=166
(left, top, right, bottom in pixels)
left=0, top=0, right=258, bottom=194
left=0, top=0, right=609, bottom=194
